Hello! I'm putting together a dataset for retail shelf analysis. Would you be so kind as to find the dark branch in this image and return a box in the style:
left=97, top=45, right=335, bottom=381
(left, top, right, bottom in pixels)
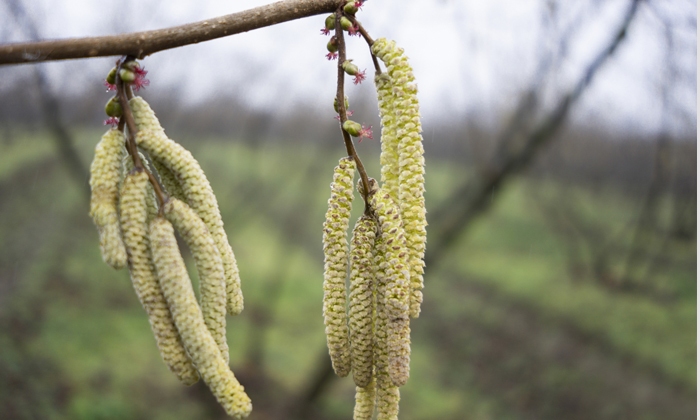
left=0, top=0, right=342, bottom=65
left=426, top=0, right=644, bottom=268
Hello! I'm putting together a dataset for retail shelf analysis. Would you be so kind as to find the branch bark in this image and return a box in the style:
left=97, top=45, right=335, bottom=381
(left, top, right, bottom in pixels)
left=0, top=0, right=342, bottom=65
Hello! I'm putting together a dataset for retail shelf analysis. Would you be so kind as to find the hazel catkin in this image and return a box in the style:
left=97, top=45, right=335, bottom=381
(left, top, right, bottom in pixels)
left=372, top=38, right=427, bottom=319
left=130, top=96, right=244, bottom=316
left=322, top=156, right=356, bottom=378
left=348, top=214, right=377, bottom=388
left=119, top=169, right=199, bottom=386
left=89, top=128, right=127, bottom=269
left=163, top=198, right=229, bottom=364
left=370, top=187, right=411, bottom=387
left=149, top=217, right=252, bottom=419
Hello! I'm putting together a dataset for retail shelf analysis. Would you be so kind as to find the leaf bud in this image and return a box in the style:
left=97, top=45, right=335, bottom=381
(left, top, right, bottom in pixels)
left=106, top=67, right=117, bottom=85
left=325, top=14, right=337, bottom=30
left=333, top=96, right=350, bottom=113
left=344, top=1, right=358, bottom=15
left=342, top=60, right=360, bottom=76
left=104, top=96, right=123, bottom=118
left=340, top=16, right=353, bottom=31
left=343, top=120, right=362, bottom=137
left=119, top=68, right=136, bottom=83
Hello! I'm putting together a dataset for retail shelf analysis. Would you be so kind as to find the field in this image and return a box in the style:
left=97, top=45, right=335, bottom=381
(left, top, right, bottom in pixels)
left=0, top=129, right=695, bottom=420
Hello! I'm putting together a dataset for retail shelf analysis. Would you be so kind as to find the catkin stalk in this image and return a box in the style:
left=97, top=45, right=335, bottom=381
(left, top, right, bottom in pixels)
left=164, top=198, right=229, bottom=364
left=322, top=156, right=356, bottom=377
left=89, top=128, right=127, bottom=269
left=130, top=97, right=244, bottom=316
left=348, top=215, right=377, bottom=387
left=150, top=217, right=252, bottom=419
left=120, top=169, right=199, bottom=385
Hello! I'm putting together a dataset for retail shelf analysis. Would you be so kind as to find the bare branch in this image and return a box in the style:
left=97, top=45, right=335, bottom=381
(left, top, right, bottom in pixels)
left=426, top=0, right=644, bottom=267
left=0, top=0, right=342, bottom=65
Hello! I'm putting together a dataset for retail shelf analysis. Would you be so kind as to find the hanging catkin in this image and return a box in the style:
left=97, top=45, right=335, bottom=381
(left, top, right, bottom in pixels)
left=149, top=217, right=252, bottom=419
left=353, top=377, right=377, bottom=420
left=322, top=156, right=356, bottom=377
left=89, top=128, right=128, bottom=269
left=372, top=38, right=427, bottom=319
left=164, top=198, right=229, bottom=364
left=348, top=214, right=377, bottom=388
left=372, top=230, right=401, bottom=420
left=370, top=187, right=411, bottom=387
left=119, top=169, right=199, bottom=385
left=130, top=96, right=244, bottom=316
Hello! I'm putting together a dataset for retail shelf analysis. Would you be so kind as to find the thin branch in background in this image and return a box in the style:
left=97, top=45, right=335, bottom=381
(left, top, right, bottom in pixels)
left=425, top=0, right=644, bottom=268
left=0, top=0, right=342, bottom=65
left=6, top=0, right=90, bottom=199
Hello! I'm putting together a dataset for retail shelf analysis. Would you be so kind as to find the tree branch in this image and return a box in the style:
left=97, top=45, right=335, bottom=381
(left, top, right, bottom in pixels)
left=426, top=0, right=644, bottom=268
left=0, top=0, right=342, bottom=65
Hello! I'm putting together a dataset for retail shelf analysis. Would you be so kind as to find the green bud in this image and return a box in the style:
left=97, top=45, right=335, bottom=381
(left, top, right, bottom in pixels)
left=327, top=37, right=338, bottom=53
left=106, top=67, right=117, bottom=85
left=342, top=60, right=359, bottom=76
left=340, top=16, right=353, bottom=31
left=105, top=96, right=123, bottom=118
left=343, top=120, right=362, bottom=137
left=333, top=96, right=350, bottom=114
left=344, top=1, right=358, bottom=15
left=123, top=60, right=140, bottom=71
left=119, top=68, right=136, bottom=83
left=325, top=14, right=336, bottom=31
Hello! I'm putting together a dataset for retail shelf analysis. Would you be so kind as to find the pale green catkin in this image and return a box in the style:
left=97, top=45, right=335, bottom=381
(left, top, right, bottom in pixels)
left=149, top=217, right=252, bottom=419
left=373, top=231, right=400, bottom=420
left=370, top=187, right=411, bottom=387
left=348, top=214, right=377, bottom=388
left=353, top=377, right=377, bottom=420
left=322, top=156, right=356, bottom=378
left=164, top=198, right=229, bottom=364
left=375, top=73, right=400, bottom=204
left=130, top=96, right=244, bottom=316
left=119, top=169, right=199, bottom=386
left=152, top=157, right=188, bottom=203
left=89, top=128, right=127, bottom=269
left=372, top=38, right=427, bottom=319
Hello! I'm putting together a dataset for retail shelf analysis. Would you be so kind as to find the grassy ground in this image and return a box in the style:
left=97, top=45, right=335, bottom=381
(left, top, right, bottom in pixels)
left=0, top=129, right=695, bottom=419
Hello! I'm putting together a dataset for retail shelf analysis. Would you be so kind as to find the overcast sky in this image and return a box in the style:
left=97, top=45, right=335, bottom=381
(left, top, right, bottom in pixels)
left=0, top=0, right=696, bottom=137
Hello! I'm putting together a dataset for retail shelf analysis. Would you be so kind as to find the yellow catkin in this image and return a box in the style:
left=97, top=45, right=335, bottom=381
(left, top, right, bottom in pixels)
left=164, top=198, right=229, bottom=364
left=373, top=232, right=400, bottom=420
left=122, top=153, right=158, bottom=221
left=372, top=38, right=427, bottom=319
left=348, top=214, right=377, bottom=388
left=370, top=187, right=411, bottom=387
left=89, top=128, right=127, bottom=269
left=322, top=156, right=356, bottom=378
left=353, top=377, right=377, bottom=420
left=130, top=96, right=243, bottom=316
left=375, top=73, right=400, bottom=204
left=119, top=169, right=199, bottom=386
left=149, top=217, right=252, bottom=419
left=152, top=158, right=188, bottom=203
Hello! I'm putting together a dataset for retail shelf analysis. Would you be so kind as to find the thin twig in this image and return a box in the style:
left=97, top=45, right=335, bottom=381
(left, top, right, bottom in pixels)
left=115, top=58, right=167, bottom=210
left=334, top=12, right=371, bottom=212
left=346, top=16, right=380, bottom=73
left=0, top=0, right=342, bottom=65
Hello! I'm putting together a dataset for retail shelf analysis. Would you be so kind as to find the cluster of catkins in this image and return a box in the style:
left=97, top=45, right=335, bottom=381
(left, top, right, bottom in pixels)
left=89, top=92, right=251, bottom=418
left=322, top=38, right=426, bottom=420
